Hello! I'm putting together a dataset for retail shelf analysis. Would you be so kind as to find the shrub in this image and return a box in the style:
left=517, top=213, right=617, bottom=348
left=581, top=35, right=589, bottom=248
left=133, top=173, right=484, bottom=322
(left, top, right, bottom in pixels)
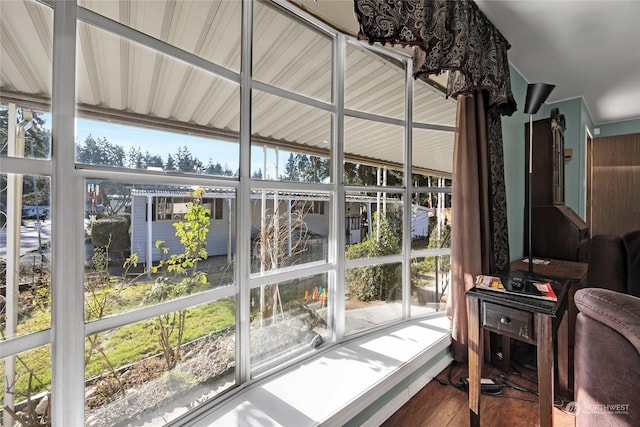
left=419, top=222, right=451, bottom=274
left=91, top=215, right=130, bottom=258
left=147, top=188, right=210, bottom=370
left=345, top=212, right=401, bottom=301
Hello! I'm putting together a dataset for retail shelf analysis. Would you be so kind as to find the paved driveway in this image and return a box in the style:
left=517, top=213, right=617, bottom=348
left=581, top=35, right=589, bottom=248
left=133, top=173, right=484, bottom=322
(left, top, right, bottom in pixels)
left=0, top=220, right=51, bottom=259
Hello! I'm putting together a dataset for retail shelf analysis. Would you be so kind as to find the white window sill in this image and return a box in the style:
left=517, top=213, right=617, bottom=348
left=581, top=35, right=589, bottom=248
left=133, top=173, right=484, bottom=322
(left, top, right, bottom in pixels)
left=188, top=314, right=452, bottom=426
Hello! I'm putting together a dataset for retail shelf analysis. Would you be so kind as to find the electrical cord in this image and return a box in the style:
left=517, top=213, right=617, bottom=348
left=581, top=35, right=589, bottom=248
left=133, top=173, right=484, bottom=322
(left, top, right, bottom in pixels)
left=508, top=363, right=538, bottom=384
left=496, top=370, right=569, bottom=409
left=497, top=373, right=538, bottom=395
left=506, top=364, right=570, bottom=410
left=433, top=362, right=572, bottom=410
left=433, top=361, right=467, bottom=391
left=484, top=393, right=538, bottom=403
left=432, top=362, right=504, bottom=394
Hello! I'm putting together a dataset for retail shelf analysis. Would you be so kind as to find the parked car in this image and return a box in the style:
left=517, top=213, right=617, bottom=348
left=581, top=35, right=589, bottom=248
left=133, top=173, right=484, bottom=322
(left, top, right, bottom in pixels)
left=85, top=203, right=109, bottom=217
left=22, top=206, right=48, bottom=220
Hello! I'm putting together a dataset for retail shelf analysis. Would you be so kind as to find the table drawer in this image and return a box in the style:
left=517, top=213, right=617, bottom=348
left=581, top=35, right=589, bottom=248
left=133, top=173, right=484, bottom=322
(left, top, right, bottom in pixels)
left=482, top=301, right=535, bottom=342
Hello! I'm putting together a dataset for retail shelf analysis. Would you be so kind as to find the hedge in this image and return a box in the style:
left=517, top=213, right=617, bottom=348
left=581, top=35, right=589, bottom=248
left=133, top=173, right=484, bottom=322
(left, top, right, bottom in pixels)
left=90, top=214, right=130, bottom=257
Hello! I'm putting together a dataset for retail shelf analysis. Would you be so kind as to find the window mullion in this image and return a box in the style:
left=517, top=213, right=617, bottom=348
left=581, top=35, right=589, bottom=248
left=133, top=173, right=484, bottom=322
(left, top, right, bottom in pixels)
left=236, top=0, right=253, bottom=385
left=331, top=33, right=346, bottom=342
left=404, top=58, right=414, bottom=318
left=50, top=0, right=85, bottom=425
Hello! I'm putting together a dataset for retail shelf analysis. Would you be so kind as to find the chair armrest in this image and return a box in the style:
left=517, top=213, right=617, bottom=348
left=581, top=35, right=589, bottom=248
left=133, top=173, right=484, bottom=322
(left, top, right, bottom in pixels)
left=623, top=230, right=640, bottom=297
left=575, top=288, right=640, bottom=353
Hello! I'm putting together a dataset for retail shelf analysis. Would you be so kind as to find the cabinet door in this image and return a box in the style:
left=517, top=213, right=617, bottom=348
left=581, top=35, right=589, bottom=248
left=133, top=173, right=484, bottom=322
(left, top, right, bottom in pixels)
left=526, top=110, right=566, bottom=207
left=526, top=118, right=554, bottom=206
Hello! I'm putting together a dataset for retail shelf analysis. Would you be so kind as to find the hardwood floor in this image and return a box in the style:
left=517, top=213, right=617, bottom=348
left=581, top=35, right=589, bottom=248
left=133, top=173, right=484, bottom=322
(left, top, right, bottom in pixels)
left=382, top=361, right=576, bottom=427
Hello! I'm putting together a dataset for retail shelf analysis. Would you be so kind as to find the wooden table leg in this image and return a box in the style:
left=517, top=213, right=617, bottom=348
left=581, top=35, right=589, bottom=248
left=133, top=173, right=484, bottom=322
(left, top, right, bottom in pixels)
left=536, top=313, right=554, bottom=427
left=468, top=296, right=481, bottom=427
left=556, top=308, right=569, bottom=399
left=500, top=335, right=511, bottom=372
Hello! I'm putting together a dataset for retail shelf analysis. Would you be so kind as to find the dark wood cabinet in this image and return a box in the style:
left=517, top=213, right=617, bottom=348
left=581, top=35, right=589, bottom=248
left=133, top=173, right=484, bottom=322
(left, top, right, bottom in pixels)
left=466, top=275, right=569, bottom=427
left=530, top=205, right=590, bottom=261
left=525, top=108, right=565, bottom=205
left=524, top=109, right=589, bottom=262
left=511, top=258, right=588, bottom=400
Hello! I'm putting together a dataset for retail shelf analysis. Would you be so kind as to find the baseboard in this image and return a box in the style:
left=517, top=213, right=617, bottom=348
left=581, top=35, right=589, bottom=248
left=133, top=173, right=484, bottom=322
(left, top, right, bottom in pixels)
left=358, top=350, right=453, bottom=427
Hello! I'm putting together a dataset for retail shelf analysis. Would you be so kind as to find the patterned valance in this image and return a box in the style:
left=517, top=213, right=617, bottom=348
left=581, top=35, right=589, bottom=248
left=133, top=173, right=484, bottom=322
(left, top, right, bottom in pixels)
left=354, top=0, right=517, bottom=116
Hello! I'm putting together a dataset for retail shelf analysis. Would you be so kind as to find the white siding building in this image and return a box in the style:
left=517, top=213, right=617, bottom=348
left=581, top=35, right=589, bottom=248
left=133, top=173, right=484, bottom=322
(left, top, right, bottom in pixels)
left=130, top=188, right=431, bottom=269
left=130, top=188, right=333, bottom=267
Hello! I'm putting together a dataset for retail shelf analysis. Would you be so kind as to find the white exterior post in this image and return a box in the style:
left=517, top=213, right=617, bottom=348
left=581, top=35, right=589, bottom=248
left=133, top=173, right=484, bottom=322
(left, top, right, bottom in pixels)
left=147, top=195, right=153, bottom=276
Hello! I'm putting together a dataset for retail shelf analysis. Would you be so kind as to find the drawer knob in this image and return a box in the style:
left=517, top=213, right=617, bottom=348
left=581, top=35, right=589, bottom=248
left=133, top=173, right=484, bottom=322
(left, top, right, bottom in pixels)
left=500, top=317, right=511, bottom=325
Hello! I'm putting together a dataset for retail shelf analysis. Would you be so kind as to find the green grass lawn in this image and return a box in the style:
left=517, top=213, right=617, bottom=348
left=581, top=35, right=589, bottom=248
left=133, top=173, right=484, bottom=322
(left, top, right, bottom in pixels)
left=85, top=296, right=235, bottom=378
left=4, top=279, right=235, bottom=403
left=4, top=236, right=449, bottom=405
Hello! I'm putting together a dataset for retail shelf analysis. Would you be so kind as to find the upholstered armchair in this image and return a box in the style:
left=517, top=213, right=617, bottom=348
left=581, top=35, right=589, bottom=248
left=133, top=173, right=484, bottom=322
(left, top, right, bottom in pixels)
left=573, top=288, right=640, bottom=426
left=586, top=230, right=640, bottom=297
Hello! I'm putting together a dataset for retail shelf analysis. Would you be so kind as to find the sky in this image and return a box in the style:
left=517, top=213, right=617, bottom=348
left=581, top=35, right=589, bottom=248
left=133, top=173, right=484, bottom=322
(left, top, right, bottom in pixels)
left=76, top=118, right=241, bottom=172
left=74, top=117, right=301, bottom=179
left=7, top=109, right=309, bottom=180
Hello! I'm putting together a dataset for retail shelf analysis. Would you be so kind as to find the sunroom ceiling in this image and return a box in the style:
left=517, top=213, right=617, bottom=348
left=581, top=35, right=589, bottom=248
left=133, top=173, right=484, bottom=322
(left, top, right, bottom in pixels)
left=0, top=0, right=457, bottom=176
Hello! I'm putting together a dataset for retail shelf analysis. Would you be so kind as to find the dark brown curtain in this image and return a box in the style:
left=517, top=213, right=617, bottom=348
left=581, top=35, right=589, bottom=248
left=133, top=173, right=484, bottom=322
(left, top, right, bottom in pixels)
left=447, top=93, right=488, bottom=361
left=447, top=92, right=510, bottom=361
left=354, top=0, right=514, bottom=361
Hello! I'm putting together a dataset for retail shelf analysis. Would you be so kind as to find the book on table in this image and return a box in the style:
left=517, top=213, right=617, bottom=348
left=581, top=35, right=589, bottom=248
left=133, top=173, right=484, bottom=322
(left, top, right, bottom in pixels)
left=475, top=274, right=558, bottom=301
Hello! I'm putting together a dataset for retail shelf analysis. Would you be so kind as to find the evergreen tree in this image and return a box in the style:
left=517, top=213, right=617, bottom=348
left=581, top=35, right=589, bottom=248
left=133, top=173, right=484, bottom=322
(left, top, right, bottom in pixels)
left=305, top=155, right=329, bottom=182
left=283, top=153, right=299, bottom=181
left=205, top=160, right=223, bottom=175
left=107, top=143, right=126, bottom=167
left=127, top=146, right=144, bottom=169
left=223, top=163, right=237, bottom=177
left=174, top=145, right=204, bottom=173
left=77, top=134, right=104, bottom=165
left=296, top=154, right=311, bottom=180
left=165, top=154, right=177, bottom=171
left=1, top=109, right=52, bottom=206
left=0, top=109, right=50, bottom=158
left=144, top=151, right=164, bottom=169
left=282, top=153, right=329, bottom=182
left=77, top=134, right=125, bottom=167
left=176, top=146, right=192, bottom=172
left=343, top=163, right=364, bottom=185
left=26, top=112, right=50, bottom=158
left=0, top=107, right=8, bottom=157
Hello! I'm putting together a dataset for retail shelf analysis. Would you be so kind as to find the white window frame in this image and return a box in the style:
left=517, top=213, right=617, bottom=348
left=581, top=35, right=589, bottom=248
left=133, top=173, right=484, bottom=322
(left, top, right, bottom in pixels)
left=0, top=1, right=456, bottom=425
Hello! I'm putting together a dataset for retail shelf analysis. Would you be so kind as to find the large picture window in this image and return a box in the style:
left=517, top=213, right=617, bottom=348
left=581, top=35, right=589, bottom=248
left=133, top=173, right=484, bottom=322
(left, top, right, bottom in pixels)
left=0, top=1, right=455, bottom=424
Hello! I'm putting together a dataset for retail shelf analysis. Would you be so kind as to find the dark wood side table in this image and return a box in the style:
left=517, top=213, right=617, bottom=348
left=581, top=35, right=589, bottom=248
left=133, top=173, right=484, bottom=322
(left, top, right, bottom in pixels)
left=466, top=272, right=568, bottom=427
left=510, top=258, right=588, bottom=399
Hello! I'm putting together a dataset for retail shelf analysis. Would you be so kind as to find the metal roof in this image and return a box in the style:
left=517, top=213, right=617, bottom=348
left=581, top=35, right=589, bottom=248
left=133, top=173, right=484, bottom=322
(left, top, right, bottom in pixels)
left=130, top=187, right=405, bottom=204
left=0, top=0, right=456, bottom=175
